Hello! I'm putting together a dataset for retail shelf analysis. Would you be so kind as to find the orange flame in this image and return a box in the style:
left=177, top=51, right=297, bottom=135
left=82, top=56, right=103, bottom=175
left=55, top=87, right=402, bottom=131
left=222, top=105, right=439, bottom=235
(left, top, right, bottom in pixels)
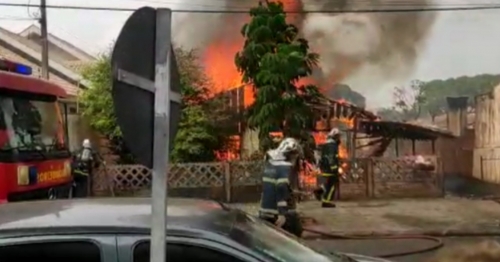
left=202, top=0, right=356, bottom=168
left=201, top=0, right=304, bottom=107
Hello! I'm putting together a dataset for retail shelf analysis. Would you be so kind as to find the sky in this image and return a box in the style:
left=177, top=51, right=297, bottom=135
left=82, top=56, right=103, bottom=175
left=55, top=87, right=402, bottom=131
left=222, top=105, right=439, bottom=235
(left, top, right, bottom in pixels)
left=1, top=0, right=500, bottom=108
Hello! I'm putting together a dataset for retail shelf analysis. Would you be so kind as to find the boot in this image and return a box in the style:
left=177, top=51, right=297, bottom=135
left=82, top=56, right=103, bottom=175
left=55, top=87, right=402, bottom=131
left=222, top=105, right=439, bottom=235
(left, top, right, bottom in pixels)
left=321, top=202, right=336, bottom=208
left=313, top=188, right=323, bottom=201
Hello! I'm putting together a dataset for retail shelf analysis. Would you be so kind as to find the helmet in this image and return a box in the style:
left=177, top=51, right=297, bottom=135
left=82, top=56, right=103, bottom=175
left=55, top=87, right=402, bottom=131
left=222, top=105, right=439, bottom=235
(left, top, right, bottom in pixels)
left=82, top=139, right=91, bottom=148
left=276, top=137, right=300, bottom=154
left=328, top=128, right=340, bottom=137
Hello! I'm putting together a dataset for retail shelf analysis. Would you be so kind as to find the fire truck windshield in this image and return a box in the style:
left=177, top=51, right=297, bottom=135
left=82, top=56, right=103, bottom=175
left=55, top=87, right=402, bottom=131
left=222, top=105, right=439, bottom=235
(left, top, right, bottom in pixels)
left=0, top=96, right=66, bottom=157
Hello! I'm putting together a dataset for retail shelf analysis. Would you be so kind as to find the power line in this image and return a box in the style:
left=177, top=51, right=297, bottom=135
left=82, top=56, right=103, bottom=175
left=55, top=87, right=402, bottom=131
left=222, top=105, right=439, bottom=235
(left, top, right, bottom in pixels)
left=0, top=2, right=500, bottom=13
left=0, top=15, right=35, bottom=20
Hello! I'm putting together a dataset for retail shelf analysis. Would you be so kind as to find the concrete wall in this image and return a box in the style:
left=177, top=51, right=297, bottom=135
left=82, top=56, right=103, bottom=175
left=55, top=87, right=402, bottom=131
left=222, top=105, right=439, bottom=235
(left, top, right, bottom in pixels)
left=64, top=102, right=100, bottom=153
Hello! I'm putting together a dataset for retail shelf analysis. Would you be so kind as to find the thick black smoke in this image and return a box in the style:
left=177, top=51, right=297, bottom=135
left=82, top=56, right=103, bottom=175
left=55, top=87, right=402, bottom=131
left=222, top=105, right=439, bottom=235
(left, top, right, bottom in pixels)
left=173, top=0, right=437, bottom=88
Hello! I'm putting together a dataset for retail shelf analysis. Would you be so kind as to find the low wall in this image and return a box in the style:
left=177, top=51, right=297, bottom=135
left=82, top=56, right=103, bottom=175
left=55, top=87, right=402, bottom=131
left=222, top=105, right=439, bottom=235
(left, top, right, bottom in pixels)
left=92, top=157, right=443, bottom=202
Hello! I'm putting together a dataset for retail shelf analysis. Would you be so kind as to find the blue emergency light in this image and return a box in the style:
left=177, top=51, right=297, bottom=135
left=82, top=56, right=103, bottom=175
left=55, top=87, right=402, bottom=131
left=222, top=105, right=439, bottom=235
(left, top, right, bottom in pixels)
left=0, top=59, right=32, bottom=75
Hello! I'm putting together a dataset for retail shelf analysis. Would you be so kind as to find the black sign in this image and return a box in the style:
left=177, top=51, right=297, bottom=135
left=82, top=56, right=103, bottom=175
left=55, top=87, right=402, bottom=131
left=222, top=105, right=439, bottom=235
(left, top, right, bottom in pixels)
left=111, top=6, right=181, bottom=168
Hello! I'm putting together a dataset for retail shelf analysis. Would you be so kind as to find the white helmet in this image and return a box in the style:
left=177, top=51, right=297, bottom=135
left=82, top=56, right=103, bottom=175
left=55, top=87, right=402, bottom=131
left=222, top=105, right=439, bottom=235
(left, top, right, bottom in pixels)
left=328, top=128, right=340, bottom=137
left=267, top=137, right=303, bottom=161
left=276, top=137, right=300, bottom=155
left=82, top=139, right=91, bottom=148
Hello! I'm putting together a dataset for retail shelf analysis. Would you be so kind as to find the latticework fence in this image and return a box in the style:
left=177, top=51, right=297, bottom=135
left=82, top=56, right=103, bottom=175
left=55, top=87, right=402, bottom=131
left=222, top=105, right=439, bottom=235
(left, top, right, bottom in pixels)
left=92, top=156, right=443, bottom=202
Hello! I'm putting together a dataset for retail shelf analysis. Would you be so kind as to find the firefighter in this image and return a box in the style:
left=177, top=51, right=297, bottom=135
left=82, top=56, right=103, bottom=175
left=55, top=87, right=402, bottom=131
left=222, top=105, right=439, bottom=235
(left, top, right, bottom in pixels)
left=259, top=137, right=303, bottom=237
left=72, top=139, right=101, bottom=198
left=316, top=128, right=341, bottom=208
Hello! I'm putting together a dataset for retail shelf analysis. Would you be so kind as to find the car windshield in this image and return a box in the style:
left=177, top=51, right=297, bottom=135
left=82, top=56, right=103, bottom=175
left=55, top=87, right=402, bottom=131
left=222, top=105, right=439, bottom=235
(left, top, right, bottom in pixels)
left=229, top=214, right=343, bottom=262
left=0, top=96, right=65, bottom=152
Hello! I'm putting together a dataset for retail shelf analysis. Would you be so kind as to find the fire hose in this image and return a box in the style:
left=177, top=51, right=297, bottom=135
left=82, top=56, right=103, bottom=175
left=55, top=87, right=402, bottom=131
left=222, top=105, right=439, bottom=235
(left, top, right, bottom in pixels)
left=302, top=225, right=444, bottom=259
left=293, top=190, right=444, bottom=258
left=295, top=163, right=444, bottom=258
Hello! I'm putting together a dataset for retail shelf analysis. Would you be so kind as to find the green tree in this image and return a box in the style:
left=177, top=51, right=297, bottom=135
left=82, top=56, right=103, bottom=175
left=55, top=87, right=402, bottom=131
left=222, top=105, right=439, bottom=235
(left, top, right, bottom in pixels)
left=419, top=74, right=500, bottom=118
left=170, top=49, right=232, bottom=162
left=79, top=48, right=229, bottom=163
left=79, top=54, right=117, bottom=136
left=235, top=1, right=323, bottom=149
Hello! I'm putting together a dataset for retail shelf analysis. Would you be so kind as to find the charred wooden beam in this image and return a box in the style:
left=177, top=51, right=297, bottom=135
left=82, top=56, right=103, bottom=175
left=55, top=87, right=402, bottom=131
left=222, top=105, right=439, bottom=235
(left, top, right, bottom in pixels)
left=356, top=137, right=386, bottom=149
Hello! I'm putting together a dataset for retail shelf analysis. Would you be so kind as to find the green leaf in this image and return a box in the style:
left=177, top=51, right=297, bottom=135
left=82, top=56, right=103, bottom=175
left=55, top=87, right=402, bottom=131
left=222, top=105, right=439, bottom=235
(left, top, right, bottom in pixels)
left=234, top=0, right=325, bottom=150
left=79, top=48, right=233, bottom=163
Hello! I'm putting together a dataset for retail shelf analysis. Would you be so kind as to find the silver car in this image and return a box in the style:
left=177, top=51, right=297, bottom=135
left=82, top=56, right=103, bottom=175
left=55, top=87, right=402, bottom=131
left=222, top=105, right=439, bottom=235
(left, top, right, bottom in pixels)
left=0, top=198, right=391, bottom=262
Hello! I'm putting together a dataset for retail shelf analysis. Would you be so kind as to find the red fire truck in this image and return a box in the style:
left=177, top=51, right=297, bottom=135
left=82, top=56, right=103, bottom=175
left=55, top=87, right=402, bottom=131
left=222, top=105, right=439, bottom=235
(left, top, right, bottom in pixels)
left=0, top=59, right=73, bottom=203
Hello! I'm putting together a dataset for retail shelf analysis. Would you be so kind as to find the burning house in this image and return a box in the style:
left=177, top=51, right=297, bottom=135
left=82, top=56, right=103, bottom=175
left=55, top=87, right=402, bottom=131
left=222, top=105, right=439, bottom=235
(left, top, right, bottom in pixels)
left=185, top=0, right=450, bottom=198
left=192, top=0, right=439, bottom=157
left=212, top=84, right=455, bottom=199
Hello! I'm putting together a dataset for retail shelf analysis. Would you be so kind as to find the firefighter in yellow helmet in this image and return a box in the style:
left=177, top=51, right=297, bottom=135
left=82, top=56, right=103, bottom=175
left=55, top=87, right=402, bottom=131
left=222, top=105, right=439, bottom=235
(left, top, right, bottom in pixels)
left=315, top=128, right=341, bottom=208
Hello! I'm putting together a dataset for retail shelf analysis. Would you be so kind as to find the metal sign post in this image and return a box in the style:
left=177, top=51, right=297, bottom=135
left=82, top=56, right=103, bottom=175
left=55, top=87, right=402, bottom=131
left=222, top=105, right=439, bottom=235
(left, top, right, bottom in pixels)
left=150, top=9, right=172, bottom=262
left=112, top=7, right=182, bottom=262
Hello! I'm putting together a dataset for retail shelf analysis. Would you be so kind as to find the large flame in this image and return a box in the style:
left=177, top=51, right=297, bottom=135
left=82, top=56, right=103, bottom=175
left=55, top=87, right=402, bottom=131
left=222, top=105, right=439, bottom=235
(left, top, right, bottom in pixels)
left=201, top=0, right=353, bottom=166
left=201, top=0, right=304, bottom=107
left=189, top=0, right=434, bottom=193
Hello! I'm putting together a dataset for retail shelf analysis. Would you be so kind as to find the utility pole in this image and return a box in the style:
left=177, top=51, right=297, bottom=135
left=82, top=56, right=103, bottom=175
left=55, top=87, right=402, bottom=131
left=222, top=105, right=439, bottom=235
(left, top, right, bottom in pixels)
left=40, top=0, right=49, bottom=79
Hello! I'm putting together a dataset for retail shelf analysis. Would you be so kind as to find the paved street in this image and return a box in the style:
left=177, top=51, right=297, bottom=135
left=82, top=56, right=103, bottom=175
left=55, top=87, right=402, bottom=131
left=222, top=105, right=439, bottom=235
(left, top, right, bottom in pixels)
left=306, top=237, right=500, bottom=262
left=236, top=197, right=500, bottom=233
left=234, top=198, right=500, bottom=261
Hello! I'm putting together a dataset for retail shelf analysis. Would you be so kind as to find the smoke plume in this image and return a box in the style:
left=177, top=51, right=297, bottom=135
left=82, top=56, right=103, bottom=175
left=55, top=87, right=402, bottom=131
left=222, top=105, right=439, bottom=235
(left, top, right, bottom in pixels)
left=302, top=0, right=437, bottom=87
left=173, top=0, right=437, bottom=90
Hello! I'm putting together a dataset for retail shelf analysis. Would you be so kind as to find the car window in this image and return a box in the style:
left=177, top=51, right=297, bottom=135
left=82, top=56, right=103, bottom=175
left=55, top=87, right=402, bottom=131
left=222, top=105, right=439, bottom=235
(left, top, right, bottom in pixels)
left=230, top=215, right=337, bottom=262
left=133, top=241, right=246, bottom=262
left=0, top=241, right=101, bottom=262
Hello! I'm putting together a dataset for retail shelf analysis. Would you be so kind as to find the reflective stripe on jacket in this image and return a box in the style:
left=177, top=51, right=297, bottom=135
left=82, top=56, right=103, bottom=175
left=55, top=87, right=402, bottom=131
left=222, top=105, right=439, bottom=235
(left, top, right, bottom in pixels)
left=259, top=161, right=294, bottom=216
left=73, top=169, right=88, bottom=177
left=318, top=141, right=340, bottom=175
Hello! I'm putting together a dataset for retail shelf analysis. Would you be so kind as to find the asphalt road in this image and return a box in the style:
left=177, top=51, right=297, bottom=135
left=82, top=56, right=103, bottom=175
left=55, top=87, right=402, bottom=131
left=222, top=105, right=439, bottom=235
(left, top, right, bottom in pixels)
left=306, top=237, right=500, bottom=262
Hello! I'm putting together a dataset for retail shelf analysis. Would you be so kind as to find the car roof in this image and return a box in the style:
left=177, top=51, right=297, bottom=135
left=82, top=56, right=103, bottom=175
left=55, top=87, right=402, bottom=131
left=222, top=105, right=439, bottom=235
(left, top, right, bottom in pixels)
left=0, top=198, right=238, bottom=236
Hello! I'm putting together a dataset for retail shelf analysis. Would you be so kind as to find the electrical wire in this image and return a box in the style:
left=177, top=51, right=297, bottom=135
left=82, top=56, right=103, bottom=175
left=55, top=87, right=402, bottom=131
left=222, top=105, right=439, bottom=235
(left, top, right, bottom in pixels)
left=0, top=2, right=500, bottom=13
left=0, top=15, right=36, bottom=20
left=26, top=0, right=40, bottom=19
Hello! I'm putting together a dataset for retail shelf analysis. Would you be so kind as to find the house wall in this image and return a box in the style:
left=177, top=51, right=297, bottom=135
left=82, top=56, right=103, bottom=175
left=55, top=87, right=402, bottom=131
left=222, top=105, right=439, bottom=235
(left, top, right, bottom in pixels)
left=67, top=109, right=101, bottom=154
left=473, top=85, right=500, bottom=184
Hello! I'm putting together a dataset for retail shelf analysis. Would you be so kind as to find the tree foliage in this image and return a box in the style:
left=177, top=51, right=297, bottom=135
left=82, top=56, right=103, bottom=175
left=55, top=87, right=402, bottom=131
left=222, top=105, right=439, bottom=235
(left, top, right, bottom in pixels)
left=235, top=1, right=323, bottom=149
left=79, top=48, right=229, bottom=163
left=377, top=74, right=500, bottom=121
left=79, top=54, right=117, bottom=136
left=419, top=74, right=500, bottom=117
